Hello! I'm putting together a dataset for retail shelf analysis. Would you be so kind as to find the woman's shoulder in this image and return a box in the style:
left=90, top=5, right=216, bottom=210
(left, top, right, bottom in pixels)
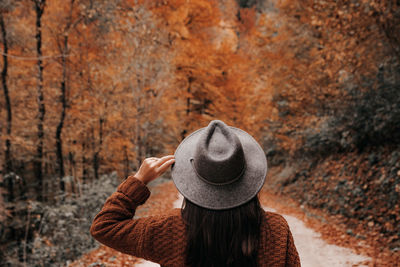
left=262, top=210, right=290, bottom=232
left=258, top=211, right=300, bottom=265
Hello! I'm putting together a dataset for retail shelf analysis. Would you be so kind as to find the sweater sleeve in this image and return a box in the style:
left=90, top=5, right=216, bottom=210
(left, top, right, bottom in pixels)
left=90, top=175, right=152, bottom=257
left=285, top=228, right=301, bottom=267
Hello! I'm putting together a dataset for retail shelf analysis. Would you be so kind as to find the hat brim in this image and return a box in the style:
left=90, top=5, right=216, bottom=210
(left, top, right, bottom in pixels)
left=171, top=126, right=267, bottom=210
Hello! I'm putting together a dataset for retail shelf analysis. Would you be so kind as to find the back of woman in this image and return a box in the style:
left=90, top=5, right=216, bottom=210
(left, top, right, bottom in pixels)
left=90, top=120, right=300, bottom=266
left=182, top=198, right=261, bottom=267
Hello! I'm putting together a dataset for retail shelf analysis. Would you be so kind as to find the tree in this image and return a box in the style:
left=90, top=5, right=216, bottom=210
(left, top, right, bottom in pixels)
left=0, top=1, right=14, bottom=200
left=120, top=3, right=173, bottom=165
left=48, top=0, right=82, bottom=190
left=32, top=0, right=46, bottom=201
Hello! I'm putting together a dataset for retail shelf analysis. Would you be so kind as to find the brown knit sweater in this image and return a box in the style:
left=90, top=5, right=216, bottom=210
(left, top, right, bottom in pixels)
left=90, top=176, right=301, bottom=266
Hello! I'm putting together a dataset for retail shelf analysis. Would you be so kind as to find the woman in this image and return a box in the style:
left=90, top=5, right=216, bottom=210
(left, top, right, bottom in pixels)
left=90, top=120, right=300, bottom=266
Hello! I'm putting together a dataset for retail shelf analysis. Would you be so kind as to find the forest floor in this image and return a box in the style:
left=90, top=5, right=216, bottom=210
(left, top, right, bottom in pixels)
left=70, top=176, right=398, bottom=267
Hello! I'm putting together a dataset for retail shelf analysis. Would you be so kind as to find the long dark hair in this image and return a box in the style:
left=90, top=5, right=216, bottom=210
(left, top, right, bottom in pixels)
left=181, top=197, right=263, bottom=267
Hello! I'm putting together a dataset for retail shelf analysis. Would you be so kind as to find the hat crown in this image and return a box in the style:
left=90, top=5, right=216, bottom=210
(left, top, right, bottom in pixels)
left=193, top=120, right=245, bottom=185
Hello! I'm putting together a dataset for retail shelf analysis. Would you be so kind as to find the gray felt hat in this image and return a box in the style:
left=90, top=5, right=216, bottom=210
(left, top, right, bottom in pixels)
left=171, top=120, right=267, bottom=210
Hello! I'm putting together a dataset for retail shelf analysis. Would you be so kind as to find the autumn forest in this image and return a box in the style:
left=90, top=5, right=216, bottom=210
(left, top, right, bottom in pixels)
left=0, top=0, right=399, bottom=266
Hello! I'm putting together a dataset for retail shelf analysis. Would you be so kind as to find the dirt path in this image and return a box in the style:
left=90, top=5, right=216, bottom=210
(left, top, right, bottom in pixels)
left=72, top=179, right=374, bottom=266
left=264, top=207, right=370, bottom=267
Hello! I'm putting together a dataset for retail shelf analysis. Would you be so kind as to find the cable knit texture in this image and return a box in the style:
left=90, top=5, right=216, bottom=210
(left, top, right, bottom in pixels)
left=90, top=176, right=301, bottom=266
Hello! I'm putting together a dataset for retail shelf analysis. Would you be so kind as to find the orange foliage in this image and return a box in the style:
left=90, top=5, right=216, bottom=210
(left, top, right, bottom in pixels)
left=0, top=0, right=398, bottom=193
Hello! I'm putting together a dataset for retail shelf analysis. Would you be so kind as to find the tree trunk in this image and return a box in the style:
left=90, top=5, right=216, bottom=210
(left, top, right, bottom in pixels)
left=81, top=139, right=88, bottom=183
left=92, top=118, right=103, bottom=179
left=56, top=0, right=76, bottom=190
left=33, top=0, right=46, bottom=201
left=181, top=76, right=194, bottom=140
left=68, top=151, right=75, bottom=178
left=136, top=92, right=142, bottom=167
left=0, top=14, right=13, bottom=201
left=123, top=145, right=129, bottom=178
left=56, top=34, right=68, bottom=190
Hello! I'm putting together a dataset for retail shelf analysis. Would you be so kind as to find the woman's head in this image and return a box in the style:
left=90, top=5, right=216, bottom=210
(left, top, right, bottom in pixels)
left=181, top=196, right=263, bottom=267
left=171, top=120, right=268, bottom=210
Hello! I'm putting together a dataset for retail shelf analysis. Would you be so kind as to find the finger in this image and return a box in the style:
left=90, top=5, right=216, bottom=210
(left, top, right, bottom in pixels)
left=156, top=155, right=175, bottom=166
left=143, top=158, right=154, bottom=164
left=157, top=158, right=175, bottom=174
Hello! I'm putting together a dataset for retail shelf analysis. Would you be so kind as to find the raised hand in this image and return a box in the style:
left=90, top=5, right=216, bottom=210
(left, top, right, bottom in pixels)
left=134, top=155, right=175, bottom=184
